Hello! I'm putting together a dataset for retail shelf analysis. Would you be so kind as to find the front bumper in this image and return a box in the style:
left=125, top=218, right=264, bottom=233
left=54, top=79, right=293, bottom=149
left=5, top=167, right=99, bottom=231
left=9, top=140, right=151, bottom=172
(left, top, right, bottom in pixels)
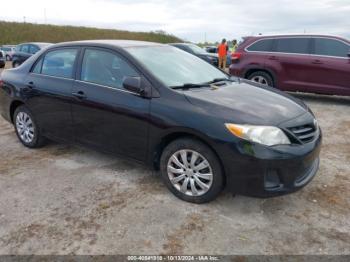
left=220, top=128, right=322, bottom=198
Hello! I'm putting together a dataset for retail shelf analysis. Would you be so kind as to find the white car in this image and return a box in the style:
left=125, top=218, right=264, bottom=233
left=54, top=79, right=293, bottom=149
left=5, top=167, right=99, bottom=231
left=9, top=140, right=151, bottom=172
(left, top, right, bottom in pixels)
left=0, top=50, right=5, bottom=68
left=0, top=45, right=16, bottom=61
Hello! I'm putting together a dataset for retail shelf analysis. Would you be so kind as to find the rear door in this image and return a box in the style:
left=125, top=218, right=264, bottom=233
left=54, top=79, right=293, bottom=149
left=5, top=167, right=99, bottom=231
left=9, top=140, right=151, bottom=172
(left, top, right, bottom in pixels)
left=71, top=47, right=150, bottom=161
left=307, top=37, right=350, bottom=96
left=25, top=47, right=79, bottom=141
left=244, top=38, right=274, bottom=71
left=269, top=37, right=313, bottom=91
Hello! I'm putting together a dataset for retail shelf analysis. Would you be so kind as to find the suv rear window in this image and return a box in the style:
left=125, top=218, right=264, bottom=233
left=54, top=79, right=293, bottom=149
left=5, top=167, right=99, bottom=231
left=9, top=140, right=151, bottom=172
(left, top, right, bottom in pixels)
left=275, top=38, right=310, bottom=54
left=246, top=39, right=273, bottom=52
left=313, top=38, right=349, bottom=58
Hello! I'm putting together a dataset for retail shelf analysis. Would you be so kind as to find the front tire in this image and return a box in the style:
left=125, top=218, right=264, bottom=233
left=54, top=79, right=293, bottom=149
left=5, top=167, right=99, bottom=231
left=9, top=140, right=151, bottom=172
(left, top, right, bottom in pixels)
left=14, top=105, right=46, bottom=148
left=248, top=71, right=274, bottom=87
left=160, top=138, right=224, bottom=203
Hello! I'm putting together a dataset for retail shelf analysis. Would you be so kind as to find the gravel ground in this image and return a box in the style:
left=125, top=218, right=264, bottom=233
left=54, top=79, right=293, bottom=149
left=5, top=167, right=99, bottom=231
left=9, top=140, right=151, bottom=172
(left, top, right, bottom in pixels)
left=0, top=62, right=349, bottom=255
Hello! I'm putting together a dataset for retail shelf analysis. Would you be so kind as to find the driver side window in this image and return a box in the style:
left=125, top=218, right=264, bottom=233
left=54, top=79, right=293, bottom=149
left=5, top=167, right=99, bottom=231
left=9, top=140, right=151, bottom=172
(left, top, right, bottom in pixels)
left=81, top=49, right=139, bottom=89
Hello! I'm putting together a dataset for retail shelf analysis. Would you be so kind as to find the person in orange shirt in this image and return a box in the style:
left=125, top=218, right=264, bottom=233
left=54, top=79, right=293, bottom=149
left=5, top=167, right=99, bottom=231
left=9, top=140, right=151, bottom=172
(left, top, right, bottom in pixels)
left=217, top=38, right=228, bottom=69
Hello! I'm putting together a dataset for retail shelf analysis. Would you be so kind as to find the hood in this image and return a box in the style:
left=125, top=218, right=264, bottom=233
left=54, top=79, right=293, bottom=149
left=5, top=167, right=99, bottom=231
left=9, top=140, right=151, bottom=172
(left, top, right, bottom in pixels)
left=184, top=80, right=309, bottom=126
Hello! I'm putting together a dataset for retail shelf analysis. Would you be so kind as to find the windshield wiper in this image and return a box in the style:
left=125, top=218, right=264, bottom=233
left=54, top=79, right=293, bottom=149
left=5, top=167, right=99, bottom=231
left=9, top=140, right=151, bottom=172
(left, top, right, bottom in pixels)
left=206, top=77, right=235, bottom=84
left=171, top=83, right=211, bottom=90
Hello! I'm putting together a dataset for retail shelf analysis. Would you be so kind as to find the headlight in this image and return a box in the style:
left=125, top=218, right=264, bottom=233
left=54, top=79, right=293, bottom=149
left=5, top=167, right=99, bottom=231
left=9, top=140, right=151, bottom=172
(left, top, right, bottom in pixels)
left=225, top=123, right=290, bottom=146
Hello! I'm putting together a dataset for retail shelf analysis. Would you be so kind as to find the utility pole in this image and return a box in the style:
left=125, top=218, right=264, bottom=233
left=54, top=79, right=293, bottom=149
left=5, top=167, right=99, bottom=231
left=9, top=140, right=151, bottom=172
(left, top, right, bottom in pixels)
left=44, top=8, right=47, bottom=24
left=23, top=16, right=26, bottom=23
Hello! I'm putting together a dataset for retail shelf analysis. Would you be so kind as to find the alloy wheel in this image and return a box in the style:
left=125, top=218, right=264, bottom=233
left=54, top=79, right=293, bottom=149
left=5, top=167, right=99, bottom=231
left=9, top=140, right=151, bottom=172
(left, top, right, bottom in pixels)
left=16, top=112, right=35, bottom=144
left=167, top=149, right=213, bottom=196
left=251, top=75, right=268, bottom=85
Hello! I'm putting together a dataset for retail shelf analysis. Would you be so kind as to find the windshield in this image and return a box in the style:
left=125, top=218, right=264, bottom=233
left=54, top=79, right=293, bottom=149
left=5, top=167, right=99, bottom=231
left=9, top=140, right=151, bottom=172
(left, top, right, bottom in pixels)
left=127, top=46, right=227, bottom=87
left=186, top=44, right=207, bottom=54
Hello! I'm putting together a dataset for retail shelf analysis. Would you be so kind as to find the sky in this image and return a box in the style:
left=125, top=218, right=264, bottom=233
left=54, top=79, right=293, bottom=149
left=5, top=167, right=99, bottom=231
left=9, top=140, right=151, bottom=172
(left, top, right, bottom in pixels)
left=1, top=0, right=349, bottom=43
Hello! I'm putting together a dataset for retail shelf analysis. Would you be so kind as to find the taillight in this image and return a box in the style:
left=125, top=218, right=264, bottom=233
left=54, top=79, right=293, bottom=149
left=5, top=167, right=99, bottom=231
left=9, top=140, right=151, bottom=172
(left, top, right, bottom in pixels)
left=0, top=79, right=3, bottom=88
left=231, top=52, right=242, bottom=63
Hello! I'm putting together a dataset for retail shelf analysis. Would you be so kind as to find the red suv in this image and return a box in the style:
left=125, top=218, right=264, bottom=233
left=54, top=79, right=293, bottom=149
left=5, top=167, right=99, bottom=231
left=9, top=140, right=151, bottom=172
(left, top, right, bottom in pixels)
left=229, top=35, right=350, bottom=96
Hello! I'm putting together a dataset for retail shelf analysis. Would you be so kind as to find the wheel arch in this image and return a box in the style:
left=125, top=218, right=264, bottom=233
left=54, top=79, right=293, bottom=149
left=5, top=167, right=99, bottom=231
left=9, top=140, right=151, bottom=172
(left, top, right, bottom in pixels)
left=10, top=100, right=25, bottom=123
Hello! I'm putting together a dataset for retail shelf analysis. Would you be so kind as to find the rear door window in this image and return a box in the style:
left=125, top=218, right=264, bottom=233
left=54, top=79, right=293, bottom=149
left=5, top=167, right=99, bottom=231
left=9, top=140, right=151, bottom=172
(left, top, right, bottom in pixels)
left=275, top=38, right=310, bottom=54
left=32, top=58, right=43, bottom=74
left=41, top=49, right=78, bottom=79
left=246, top=39, right=274, bottom=52
left=313, top=38, right=349, bottom=58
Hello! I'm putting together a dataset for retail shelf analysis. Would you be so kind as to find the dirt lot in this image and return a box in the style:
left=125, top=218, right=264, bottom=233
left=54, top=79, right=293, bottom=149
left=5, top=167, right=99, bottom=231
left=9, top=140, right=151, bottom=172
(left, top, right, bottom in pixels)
left=0, top=62, right=349, bottom=255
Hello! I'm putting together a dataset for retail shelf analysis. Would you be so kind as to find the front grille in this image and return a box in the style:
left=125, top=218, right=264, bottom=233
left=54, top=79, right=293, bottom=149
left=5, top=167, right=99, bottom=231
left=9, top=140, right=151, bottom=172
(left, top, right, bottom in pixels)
left=288, top=123, right=316, bottom=143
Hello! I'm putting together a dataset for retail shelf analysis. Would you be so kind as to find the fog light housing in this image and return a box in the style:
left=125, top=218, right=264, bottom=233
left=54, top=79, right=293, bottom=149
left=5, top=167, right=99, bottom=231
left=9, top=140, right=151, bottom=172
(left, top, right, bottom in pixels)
left=264, top=170, right=282, bottom=189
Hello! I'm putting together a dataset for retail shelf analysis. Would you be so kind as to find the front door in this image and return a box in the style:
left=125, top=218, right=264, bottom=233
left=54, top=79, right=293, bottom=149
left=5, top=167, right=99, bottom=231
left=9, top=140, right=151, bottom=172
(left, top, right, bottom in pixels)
left=71, top=47, right=150, bottom=161
left=307, top=37, right=350, bottom=96
left=271, top=37, right=313, bottom=92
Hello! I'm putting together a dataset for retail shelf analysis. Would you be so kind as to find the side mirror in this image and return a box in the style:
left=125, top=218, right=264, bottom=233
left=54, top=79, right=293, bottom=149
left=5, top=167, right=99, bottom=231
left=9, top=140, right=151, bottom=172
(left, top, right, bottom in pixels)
left=123, top=77, right=144, bottom=95
left=347, top=52, right=350, bottom=57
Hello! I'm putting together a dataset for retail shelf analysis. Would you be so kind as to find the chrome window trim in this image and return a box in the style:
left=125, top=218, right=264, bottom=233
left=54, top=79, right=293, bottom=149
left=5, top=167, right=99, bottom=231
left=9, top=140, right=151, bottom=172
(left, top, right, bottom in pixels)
left=75, top=80, right=141, bottom=96
left=30, top=72, right=74, bottom=80
left=245, top=36, right=350, bottom=59
left=29, top=73, right=141, bottom=96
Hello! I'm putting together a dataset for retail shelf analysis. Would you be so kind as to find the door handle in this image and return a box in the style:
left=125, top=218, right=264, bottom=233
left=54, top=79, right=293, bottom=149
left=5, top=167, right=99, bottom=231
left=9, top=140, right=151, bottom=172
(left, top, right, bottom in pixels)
left=72, top=91, right=87, bottom=99
left=268, top=56, right=278, bottom=61
left=312, top=60, right=323, bottom=65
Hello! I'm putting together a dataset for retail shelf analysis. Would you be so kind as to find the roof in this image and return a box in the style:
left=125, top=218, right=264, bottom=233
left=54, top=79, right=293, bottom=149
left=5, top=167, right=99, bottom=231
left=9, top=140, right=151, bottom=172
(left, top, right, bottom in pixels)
left=169, top=42, right=193, bottom=46
left=53, top=40, right=164, bottom=48
left=244, top=34, right=349, bottom=40
left=19, top=42, right=52, bottom=46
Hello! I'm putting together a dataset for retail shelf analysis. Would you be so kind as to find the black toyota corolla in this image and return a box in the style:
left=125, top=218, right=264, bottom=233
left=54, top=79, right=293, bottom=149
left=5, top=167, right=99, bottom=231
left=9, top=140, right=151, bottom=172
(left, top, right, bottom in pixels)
left=0, top=40, right=321, bottom=203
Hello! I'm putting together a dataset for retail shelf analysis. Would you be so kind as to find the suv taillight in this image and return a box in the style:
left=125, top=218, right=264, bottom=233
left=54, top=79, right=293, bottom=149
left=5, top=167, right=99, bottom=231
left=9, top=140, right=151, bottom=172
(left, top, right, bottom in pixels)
left=231, top=52, right=242, bottom=63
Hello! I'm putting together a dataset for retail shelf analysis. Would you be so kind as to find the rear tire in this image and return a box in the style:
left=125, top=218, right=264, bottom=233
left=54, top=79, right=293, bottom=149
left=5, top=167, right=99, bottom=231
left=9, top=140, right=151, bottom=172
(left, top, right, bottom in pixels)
left=248, top=71, right=274, bottom=87
left=13, top=105, right=46, bottom=148
left=160, top=138, right=224, bottom=203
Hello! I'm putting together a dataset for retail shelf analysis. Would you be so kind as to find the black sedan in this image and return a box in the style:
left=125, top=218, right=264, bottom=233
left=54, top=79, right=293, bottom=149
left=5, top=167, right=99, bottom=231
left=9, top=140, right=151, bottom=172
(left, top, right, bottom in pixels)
left=170, top=43, right=218, bottom=66
left=0, top=40, right=321, bottom=203
left=12, top=42, right=51, bottom=68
